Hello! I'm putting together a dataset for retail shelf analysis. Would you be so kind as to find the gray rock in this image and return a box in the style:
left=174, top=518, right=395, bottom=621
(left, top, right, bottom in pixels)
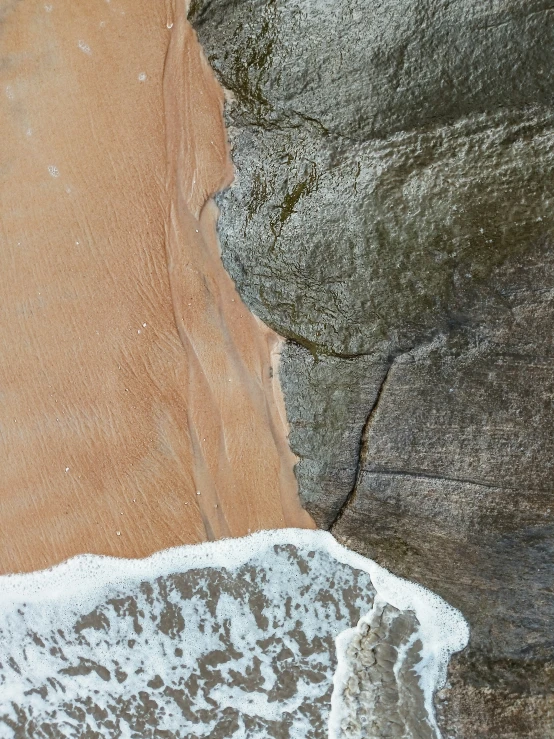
left=191, top=0, right=554, bottom=734
left=280, top=343, right=390, bottom=528
left=332, top=337, right=554, bottom=736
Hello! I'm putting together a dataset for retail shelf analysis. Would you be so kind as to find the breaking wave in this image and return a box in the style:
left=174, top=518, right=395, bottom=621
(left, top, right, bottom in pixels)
left=0, top=530, right=468, bottom=738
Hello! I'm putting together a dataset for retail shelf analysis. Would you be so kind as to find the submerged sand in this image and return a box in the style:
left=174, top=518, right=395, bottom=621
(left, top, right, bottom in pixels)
left=0, top=530, right=469, bottom=738
left=0, top=0, right=313, bottom=575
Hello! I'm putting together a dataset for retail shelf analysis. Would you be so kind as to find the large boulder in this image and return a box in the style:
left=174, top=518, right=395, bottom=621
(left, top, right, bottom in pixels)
left=191, top=1, right=554, bottom=734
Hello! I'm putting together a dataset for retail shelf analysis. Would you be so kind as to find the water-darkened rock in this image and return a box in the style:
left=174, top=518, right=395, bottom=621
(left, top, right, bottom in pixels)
left=191, top=1, right=554, bottom=734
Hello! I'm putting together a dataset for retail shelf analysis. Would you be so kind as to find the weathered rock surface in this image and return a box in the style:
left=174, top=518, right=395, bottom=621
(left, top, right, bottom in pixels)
left=191, top=0, right=554, bottom=735
left=280, top=346, right=391, bottom=529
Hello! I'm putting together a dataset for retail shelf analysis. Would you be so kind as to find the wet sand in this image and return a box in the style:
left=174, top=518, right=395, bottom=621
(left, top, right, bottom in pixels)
left=0, top=0, right=313, bottom=575
left=0, top=530, right=469, bottom=738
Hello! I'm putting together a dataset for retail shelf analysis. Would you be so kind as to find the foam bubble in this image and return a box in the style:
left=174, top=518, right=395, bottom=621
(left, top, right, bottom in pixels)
left=77, top=40, right=92, bottom=55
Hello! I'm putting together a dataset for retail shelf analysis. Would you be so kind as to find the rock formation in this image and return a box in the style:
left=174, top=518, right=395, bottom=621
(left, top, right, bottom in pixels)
left=191, top=1, right=554, bottom=734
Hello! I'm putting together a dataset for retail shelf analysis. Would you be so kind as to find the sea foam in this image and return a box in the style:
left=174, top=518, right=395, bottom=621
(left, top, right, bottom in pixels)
left=0, top=529, right=468, bottom=738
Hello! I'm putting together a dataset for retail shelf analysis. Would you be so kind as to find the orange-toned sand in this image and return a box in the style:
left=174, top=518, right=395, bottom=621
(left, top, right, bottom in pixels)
left=0, top=0, right=313, bottom=574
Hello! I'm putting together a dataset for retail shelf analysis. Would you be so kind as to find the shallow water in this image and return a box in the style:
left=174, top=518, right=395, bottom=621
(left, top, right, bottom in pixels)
left=0, top=530, right=468, bottom=738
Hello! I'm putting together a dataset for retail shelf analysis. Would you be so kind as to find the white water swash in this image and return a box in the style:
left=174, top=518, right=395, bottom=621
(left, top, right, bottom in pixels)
left=0, top=529, right=468, bottom=738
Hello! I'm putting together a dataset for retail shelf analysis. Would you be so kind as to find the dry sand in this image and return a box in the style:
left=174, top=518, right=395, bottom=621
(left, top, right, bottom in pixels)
left=0, top=0, right=313, bottom=574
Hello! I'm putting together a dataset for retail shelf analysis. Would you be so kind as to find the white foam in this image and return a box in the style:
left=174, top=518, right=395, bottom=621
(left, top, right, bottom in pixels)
left=77, top=40, right=92, bottom=55
left=329, top=556, right=469, bottom=738
left=0, top=530, right=468, bottom=738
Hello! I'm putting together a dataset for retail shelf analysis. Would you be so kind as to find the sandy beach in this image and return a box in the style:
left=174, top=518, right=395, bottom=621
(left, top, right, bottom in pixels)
left=0, top=0, right=313, bottom=575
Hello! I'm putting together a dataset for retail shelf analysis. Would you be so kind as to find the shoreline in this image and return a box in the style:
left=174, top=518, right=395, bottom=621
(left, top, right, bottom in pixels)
left=0, top=529, right=468, bottom=737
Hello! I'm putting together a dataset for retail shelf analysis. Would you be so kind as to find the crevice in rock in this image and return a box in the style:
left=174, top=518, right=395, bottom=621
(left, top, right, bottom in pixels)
left=329, top=358, right=396, bottom=532
left=361, top=469, right=514, bottom=492
left=282, top=334, right=391, bottom=363
left=281, top=330, right=422, bottom=363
